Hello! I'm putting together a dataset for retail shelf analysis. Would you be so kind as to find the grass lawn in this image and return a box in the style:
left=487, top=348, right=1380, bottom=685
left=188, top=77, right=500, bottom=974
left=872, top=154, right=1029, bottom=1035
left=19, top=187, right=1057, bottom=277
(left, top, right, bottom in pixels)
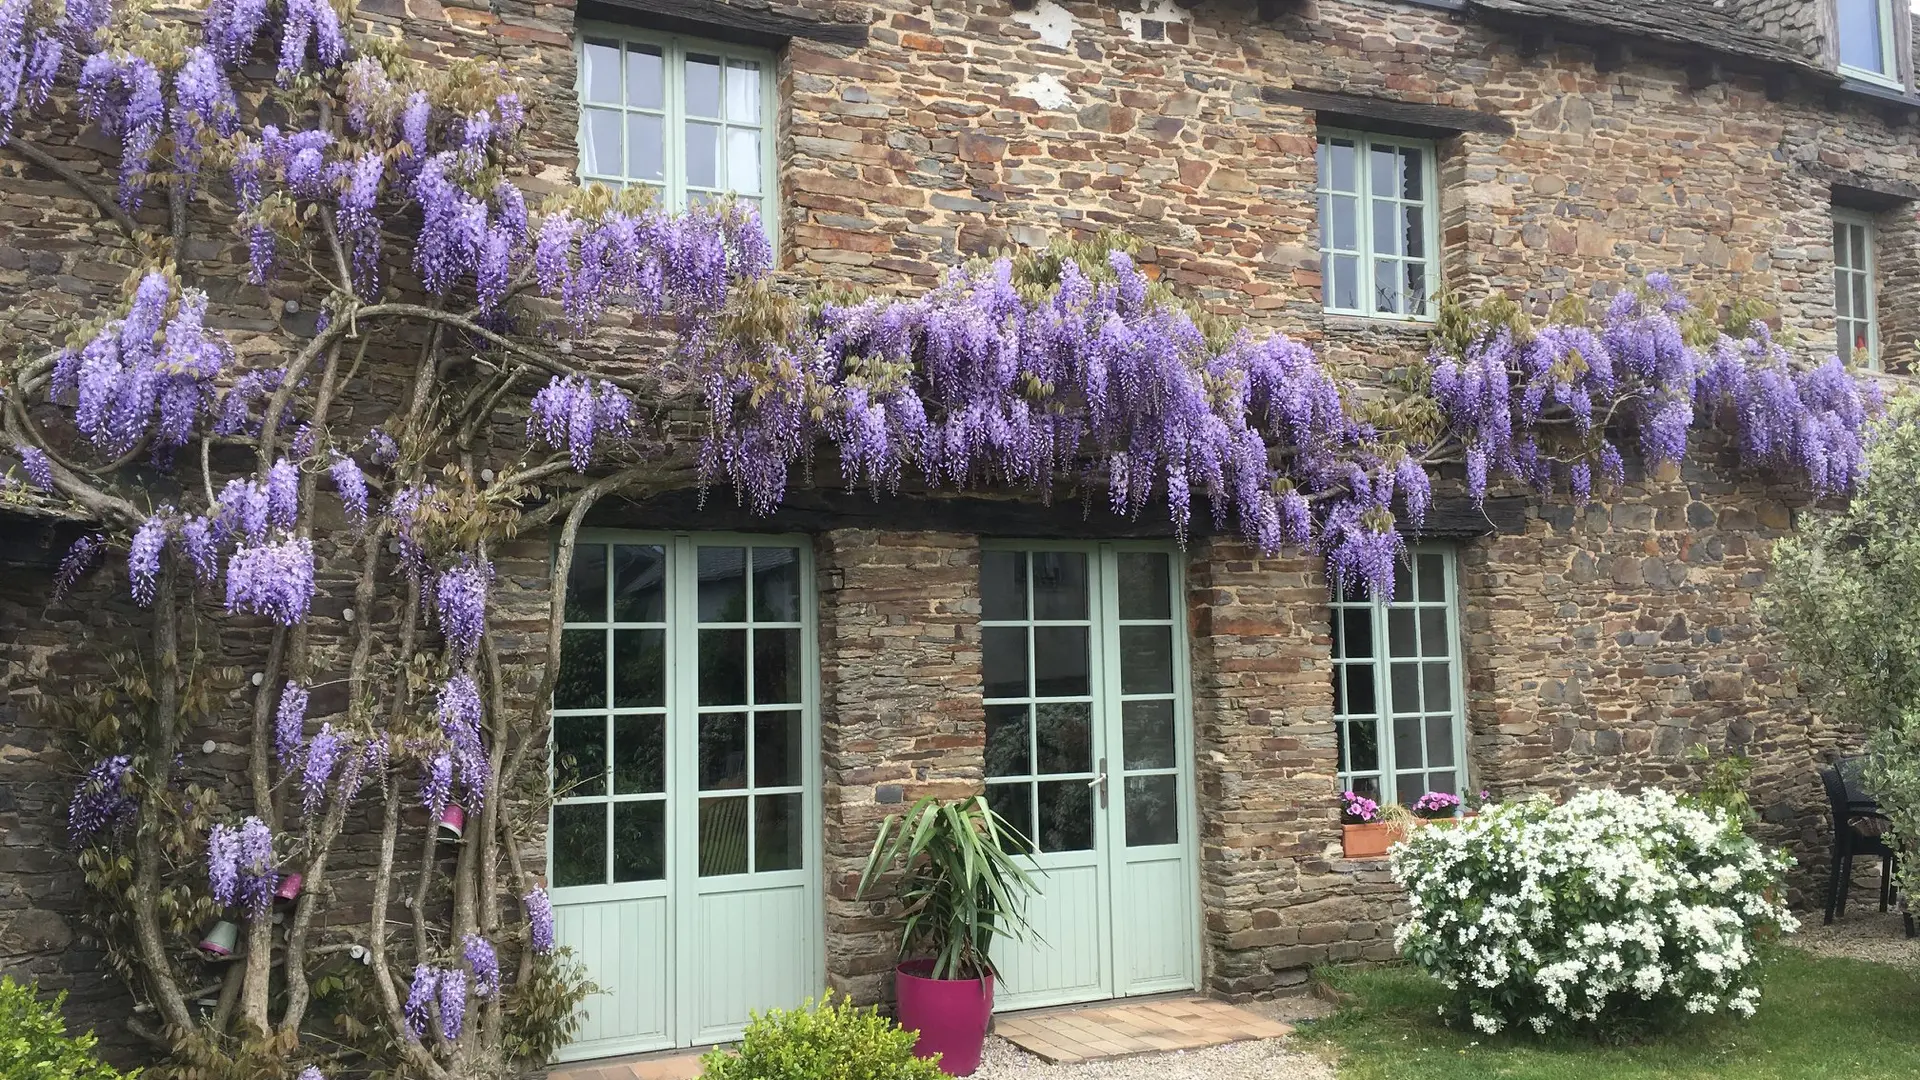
left=1301, top=948, right=1920, bottom=1080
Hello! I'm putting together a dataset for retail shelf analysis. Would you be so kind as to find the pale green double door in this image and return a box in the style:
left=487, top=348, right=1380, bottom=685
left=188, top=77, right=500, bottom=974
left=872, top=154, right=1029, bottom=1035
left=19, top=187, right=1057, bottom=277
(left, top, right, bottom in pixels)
left=547, top=533, right=822, bottom=1062
left=981, top=543, right=1202, bottom=1010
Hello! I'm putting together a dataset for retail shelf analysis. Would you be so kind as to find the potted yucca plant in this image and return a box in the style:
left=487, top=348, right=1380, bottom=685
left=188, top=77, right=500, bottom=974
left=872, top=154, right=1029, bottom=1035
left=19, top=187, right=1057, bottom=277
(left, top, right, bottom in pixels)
left=858, top=796, right=1039, bottom=1077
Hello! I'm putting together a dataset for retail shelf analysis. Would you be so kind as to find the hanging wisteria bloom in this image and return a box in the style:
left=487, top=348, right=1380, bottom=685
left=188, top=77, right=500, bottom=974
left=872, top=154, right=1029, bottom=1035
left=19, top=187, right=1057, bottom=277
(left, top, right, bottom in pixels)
left=15, top=445, right=52, bottom=492
left=329, top=455, right=369, bottom=529
left=463, top=933, right=500, bottom=998
left=524, top=887, right=555, bottom=954
left=126, top=515, right=168, bottom=605
left=265, top=457, right=300, bottom=527
left=435, top=559, right=492, bottom=660
left=526, top=376, right=636, bottom=470
left=207, top=816, right=277, bottom=917
left=51, top=533, right=105, bottom=603
left=302, top=724, right=345, bottom=817
left=225, top=538, right=315, bottom=625
left=275, top=682, right=309, bottom=775
left=67, top=755, right=133, bottom=847
left=437, top=674, right=488, bottom=808
left=403, top=964, right=438, bottom=1040
left=437, top=966, right=468, bottom=1040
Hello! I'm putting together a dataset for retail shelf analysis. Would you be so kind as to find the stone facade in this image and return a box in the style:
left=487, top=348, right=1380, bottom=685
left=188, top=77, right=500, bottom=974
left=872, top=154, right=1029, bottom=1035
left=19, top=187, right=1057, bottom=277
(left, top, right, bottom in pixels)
left=2, top=0, right=1916, bottom=1055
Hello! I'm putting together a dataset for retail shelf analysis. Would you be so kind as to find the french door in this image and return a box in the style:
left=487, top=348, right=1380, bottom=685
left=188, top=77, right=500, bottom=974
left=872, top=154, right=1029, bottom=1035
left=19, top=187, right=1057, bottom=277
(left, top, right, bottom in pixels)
left=980, top=543, right=1200, bottom=1011
left=547, top=534, right=821, bottom=1061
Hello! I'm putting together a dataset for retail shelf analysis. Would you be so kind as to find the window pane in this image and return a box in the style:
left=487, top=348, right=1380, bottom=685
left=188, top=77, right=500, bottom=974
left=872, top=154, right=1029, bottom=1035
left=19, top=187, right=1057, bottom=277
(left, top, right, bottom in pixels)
left=1350, top=774, right=1382, bottom=802
left=627, top=113, right=664, bottom=181
left=625, top=43, right=664, bottom=109
left=1122, top=699, right=1176, bottom=770
left=986, top=704, right=1032, bottom=777
left=1339, top=608, right=1373, bottom=659
left=1038, top=780, right=1094, bottom=851
left=981, top=551, right=1028, bottom=620
left=582, top=40, right=622, bottom=103
left=1390, top=662, right=1420, bottom=714
left=1344, top=663, right=1377, bottom=717
left=1400, top=147, right=1424, bottom=201
left=751, top=548, right=801, bottom=622
left=1405, top=205, right=1426, bottom=259
left=1407, top=262, right=1429, bottom=317
left=1125, top=774, right=1180, bottom=847
left=566, top=544, right=607, bottom=622
left=1329, top=194, right=1358, bottom=251
left=613, top=801, right=665, bottom=882
left=552, top=804, right=606, bottom=887
left=613, top=544, right=665, bottom=621
left=686, top=121, right=720, bottom=188
left=1417, top=554, right=1445, bottom=600
left=1119, top=626, right=1174, bottom=695
left=1387, top=609, right=1417, bottom=658
left=697, top=547, right=746, bottom=621
left=555, top=629, right=606, bottom=709
left=1839, top=0, right=1888, bottom=72
left=698, top=796, right=749, bottom=876
left=582, top=108, right=622, bottom=176
left=1346, top=717, right=1380, bottom=773
left=726, top=59, right=763, bottom=123
left=1853, top=274, right=1870, bottom=325
left=1326, top=139, right=1357, bottom=191
left=698, top=712, right=748, bottom=790
left=1426, top=715, right=1456, bottom=769
left=982, top=626, right=1029, bottom=700
left=1375, top=259, right=1402, bottom=314
left=1333, top=254, right=1359, bottom=309
left=685, top=54, right=722, bottom=116
left=1031, top=552, right=1089, bottom=619
left=755, top=793, right=803, bottom=871
left=1033, top=626, right=1090, bottom=697
left=1839, top=320, right=1853, bottom=361
left=699, top=628, right=747, bottom=705
left=754, top=710, right=803, bottom=787
left=1370, top=145, right=1398, bottom=198
left=753, top=627, right=801, bottom=704
left=613, top=714, right=663, bottom=793
left=1836, top=269, right=1854, bottom=318
left=1396, top=772, right=1425, bottom=806
left=1418, top=609, right=1448, bottom=657
left=1035, top=701, right=1092, bottom=775
left=613, top=628, right=664, bottom=707
left=1394, top=715, right=1423, bottom=768
left=986, top=782, right=1033, bottom=853
left=1373, top=200, right=1400, bottom=256
left=726, top=128, right=762, bottom=195
left=1423, top=662, right=1452, bottom=713
left=1835, top=220, right=1852, bottom=267
left=554, top=715, right=606, bottom=797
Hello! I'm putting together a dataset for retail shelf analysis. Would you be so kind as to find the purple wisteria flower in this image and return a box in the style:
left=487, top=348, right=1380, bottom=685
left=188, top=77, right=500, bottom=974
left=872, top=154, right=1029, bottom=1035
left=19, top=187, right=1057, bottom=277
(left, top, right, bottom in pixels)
left=526, top=376, right=637, bottom=471
left=52, top=533, right=105, bottom=603
left=224, top=538, right=315, bottom=625
left=16, top=445, right=52, bottom=492
left=207, top=816, right=277, bottom=917
left=297, top=1068, right=325, bottom=1080
left=437, top=674, right=488, bottom=808
left=524, top=886, right=555, bottom=954
left=463, top=933, right=500, bottom=998
left=302, top=724, right=345, bottom=817
left=67, top=755, right=133, bottom=847
left=420, top=750, right=453, bottom=818
left=437, top=966, right=467, bottom=1039
left=265, top=457, right=300, bottom=528
left=435, top=559, right=492, bottom=660
left=275, top=682, right=309, bottom=776
left=278, top=0, right=347, bottom=84
left=128, top=514, right=168, bottom=606
left=404, top=964, right=438, bottom=1040
left=330, top=455, right=369, bottom=529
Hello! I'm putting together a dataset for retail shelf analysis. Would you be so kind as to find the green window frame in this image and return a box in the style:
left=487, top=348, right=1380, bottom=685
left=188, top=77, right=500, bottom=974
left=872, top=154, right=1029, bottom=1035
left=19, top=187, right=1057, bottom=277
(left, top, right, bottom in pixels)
left=1316, top=129, right=1440, bottom=321
left=574, top=23, right=778, bottom=244
left=1330, top=547, right=1469, bottom=805
left=1837, top=0, right=1901, bottom=87
left=1834, top=207, right=1878, bottom=368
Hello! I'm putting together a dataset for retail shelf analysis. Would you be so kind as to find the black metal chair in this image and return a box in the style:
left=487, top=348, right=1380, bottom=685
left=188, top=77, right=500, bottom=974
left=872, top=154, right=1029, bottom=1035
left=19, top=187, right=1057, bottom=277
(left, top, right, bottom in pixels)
left=1821, top=758, right=1898, bottom=923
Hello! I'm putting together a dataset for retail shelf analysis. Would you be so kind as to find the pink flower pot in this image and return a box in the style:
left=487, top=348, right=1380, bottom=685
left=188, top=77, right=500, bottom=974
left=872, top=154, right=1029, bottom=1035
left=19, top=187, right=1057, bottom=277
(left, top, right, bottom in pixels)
left=895, top=959, right=993, bottom=1077
left=275, top=873, right=303, bottom=902
left=438, top=804, right=465, bottom=840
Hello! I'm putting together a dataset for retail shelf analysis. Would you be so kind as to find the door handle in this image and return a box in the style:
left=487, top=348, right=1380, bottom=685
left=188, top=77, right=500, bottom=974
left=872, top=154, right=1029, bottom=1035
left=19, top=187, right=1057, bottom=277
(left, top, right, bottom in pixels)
left=1089, top=757, right=1108, bottom=808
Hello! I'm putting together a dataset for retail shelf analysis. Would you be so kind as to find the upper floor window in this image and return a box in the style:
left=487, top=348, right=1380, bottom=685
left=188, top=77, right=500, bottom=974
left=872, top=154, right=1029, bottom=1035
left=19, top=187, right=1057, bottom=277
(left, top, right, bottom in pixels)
left=1837, top=0, right=1900, bottom=85
left=1331, top=548, right=1467, bottom=805
left=576, top=25, right=776, bottom=238
left=1834, top=207, right=1878, bottom=366
left=1316, top=130, right=1438, bottom=320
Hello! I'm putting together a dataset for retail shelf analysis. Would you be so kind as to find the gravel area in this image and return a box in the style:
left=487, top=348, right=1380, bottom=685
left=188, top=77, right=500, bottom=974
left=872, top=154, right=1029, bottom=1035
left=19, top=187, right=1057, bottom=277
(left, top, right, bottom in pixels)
left=973, top=1033, right=1336, bottom=1080
left=1791, top=908, right=1920, bottom=968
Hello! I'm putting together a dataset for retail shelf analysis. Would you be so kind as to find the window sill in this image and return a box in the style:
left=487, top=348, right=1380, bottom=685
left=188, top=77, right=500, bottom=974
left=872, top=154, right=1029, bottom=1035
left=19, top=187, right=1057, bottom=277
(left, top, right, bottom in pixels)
left=1322, top=312, right=1437, bottom=336
left=1837, top=69, right=1915, bottom=101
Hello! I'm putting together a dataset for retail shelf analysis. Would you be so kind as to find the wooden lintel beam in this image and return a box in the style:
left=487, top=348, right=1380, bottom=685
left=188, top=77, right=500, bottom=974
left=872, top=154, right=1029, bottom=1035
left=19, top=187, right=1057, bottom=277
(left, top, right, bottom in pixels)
left=578, top=0, right=869, bottom=48
left=1261, top=85, right=1516, bottom=137
left=1594, top=40, right=1632, bottom=74
left=1687, top=60, right=1724, bottom=91
left=1518, top=30, right=1554, bottom=60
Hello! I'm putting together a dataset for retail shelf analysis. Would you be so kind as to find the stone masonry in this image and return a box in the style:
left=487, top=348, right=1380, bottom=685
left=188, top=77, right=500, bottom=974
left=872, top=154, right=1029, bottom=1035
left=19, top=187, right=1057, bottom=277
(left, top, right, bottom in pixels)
left=2, top=0, right=1917, bottom=1050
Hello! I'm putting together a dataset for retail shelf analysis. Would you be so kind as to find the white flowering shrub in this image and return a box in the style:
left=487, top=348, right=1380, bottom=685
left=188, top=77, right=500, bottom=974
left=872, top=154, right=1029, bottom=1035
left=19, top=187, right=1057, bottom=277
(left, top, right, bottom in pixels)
left=1390, top=788, right=1797, bottom=1036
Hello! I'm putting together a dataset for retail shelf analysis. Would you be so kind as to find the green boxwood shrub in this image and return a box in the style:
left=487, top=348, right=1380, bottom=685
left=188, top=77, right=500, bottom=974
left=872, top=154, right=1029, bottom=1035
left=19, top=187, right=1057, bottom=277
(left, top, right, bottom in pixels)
left=698, top=993, right=945, bottom=1080
left=0, top=976, right=135, bottom=1080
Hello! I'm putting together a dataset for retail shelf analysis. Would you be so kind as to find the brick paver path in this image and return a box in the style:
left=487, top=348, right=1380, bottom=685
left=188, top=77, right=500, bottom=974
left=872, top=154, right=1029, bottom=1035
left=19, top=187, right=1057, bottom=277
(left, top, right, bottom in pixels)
left=993, top=997, right=1293, bottom=1064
